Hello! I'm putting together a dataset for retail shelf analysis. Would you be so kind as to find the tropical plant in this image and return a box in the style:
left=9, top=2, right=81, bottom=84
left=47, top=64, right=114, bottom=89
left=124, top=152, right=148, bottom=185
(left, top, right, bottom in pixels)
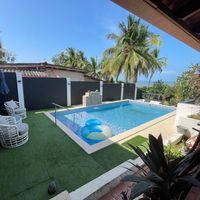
left=122, top=125, right=200, bottom=200
left=147, top=80, right=167, bottom=95
left=76, top=50, right=87, bottom=69
left=85, top=57, right=101, bottom=79
left=174, top=63, right=200, bottom=104
left=102, top=15, right=167, bottom=83
left=148, top=49, right=167, bottom=87
left=0, top=40, right=15, bottom=64
left=141, top=80, right=176, bottom=104
left=164, top=142, right=185, bottom=161
left=52, top=47, right=88, bottom=69
left=100, top=56, right=115, bottom=82
left=65, top=47, right=78, bottom=68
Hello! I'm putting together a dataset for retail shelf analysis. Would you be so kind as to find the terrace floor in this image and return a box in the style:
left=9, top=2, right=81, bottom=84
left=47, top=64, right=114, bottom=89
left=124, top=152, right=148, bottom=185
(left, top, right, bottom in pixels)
left=0, top=111, right=147, bottom=200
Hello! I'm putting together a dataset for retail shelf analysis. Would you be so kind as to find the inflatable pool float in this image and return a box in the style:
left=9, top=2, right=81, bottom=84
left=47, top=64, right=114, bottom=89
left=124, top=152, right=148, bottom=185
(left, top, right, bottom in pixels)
left=81, top=119, right=112, bottom=141
left=85, top=119, right=102, bottom=126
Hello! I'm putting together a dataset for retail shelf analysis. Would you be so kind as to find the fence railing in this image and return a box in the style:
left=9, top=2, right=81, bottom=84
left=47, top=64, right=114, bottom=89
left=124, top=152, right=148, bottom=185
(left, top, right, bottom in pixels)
left=52, top=102, right=66, bottom=125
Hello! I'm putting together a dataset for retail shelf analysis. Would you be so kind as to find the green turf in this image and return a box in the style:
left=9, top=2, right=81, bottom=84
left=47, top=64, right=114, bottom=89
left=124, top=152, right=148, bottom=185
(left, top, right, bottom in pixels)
left=0, top=111, right=147, bottom=200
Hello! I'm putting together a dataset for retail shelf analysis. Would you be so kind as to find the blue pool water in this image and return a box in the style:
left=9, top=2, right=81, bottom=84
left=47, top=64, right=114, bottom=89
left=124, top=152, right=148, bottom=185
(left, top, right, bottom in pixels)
left=51, top=101, right=175, bottom=145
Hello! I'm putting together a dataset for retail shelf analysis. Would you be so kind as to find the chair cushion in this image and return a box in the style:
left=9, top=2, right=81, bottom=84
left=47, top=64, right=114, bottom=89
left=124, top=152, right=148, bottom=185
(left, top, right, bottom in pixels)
left=6, top=100, right=18, bottom=109
left=15, top=108, right=26, bottom=114
left=17, top=123, right=28, bottom=135
left=0, top=116, right=9, bottom=125
left=14, top=115, right=22, bottom=123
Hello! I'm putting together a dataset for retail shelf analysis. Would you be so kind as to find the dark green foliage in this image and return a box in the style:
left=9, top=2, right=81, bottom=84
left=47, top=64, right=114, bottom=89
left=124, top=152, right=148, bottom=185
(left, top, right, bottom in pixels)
left=142, top=80, right=176, bottom=104
left=52, top=48, right=102, bottom=79
left=164, top=142, right=184, bottom=161
left=0, top=40, right=15, bottom=64
left=122, top=125, right=200, bottom=200
left=142, top=63, right=200, bottom=105
left=174, top=63, right=200, bottom=104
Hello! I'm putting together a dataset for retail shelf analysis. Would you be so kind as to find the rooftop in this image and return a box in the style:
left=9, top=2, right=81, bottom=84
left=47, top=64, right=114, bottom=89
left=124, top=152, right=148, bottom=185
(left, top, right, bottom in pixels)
left=0, top=62, right=90, bottom=78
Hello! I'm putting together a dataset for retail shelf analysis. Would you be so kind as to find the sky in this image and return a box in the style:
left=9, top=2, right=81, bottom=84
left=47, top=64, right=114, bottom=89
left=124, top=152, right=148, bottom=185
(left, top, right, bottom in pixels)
left=0, top=0, right=199, bottom=82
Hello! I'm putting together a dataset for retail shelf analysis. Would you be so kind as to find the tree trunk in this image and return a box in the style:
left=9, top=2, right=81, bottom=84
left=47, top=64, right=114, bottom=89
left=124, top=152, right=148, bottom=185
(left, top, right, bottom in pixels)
left=148, top=72, right=154, bottom=88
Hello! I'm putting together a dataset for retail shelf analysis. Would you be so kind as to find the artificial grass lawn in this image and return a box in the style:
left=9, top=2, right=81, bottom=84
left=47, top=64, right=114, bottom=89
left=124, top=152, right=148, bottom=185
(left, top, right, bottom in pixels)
left=0, top=111, right=147, bottom=200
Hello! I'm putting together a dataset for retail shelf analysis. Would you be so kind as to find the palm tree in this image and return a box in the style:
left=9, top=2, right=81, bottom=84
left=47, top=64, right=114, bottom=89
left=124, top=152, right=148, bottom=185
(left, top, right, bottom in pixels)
left=52, top=48, right=89, bottom=69
left=0, top=39, right=15, bottom=64
left=148, top=48, right=167, bottom=87
left=76, top=50, right=87, bottom=69
left=101, top=57, right=115, bottom=81
left=86, top=57, right=101, bottom=79
left=66, top=47, right=77, bottom=68
left=102, top=15, right=167, bottom=83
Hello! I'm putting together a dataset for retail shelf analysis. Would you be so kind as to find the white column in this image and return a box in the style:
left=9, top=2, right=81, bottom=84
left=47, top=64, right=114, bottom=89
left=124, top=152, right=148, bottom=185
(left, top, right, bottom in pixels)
left=100, top=81, right=103, bottom=96
left=134, top=83, right=137, bottom=100
left=121, top=83, right=124, bottom=100
left=66, top=78, right=71, bottom=106
left=16, top=72, right=25, bottom=107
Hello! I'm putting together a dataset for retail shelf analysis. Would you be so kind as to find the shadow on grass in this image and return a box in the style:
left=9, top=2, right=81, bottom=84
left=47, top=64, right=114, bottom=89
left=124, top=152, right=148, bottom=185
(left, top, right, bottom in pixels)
left=91, top=136, right=147, bottom=171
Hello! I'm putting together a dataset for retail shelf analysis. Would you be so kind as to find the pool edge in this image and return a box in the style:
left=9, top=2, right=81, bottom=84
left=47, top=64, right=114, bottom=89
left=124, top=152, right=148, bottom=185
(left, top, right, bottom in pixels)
left=44, top=100, right=176, bottom=154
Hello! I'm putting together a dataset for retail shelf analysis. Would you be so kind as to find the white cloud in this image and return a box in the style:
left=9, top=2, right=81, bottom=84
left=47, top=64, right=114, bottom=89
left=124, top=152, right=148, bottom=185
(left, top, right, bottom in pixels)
left=162, top=70, right=178, bottom=75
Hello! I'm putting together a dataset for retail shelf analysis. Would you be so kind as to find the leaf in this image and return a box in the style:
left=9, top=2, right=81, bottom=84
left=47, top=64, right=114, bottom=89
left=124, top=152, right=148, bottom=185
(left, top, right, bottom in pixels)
left=147, top=171, right=164, bottom=183
left=122, top=175, right=146, bottom=183
left=127, top=161, right=148, bottom=176
left=130, top=180, right=157, bottom=199
left=128, top=144, right=149, bottom=166
left=148, top=134, right=168, bottom=171
left=178, top=176, right=200, bottom=187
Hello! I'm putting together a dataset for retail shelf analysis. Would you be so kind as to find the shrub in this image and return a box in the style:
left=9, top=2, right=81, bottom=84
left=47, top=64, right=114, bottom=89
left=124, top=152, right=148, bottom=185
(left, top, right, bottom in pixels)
left=164, top=142, right=184, bottom=161
left=174, top=63, right=200, bottom=104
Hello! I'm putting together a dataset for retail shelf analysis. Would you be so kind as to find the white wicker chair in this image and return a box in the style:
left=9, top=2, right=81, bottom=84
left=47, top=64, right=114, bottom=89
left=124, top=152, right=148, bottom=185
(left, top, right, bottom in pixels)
left=4, top=100, right=27, bottom=119
left=0, top=116, right=29, bottom=148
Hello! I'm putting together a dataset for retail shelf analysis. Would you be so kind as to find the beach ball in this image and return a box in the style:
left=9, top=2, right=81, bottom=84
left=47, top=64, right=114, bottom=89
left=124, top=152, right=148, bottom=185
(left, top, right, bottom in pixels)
left=81, top=124, right=112, bottom=141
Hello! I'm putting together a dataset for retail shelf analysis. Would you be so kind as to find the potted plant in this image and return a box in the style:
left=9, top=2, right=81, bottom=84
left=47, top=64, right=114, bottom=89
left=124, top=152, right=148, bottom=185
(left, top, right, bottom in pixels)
left=122, top=124, right=200, bottom=200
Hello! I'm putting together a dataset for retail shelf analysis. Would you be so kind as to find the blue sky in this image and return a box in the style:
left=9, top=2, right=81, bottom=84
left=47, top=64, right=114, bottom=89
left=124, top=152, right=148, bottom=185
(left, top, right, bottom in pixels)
left=0, top=0, right=199, bottom=82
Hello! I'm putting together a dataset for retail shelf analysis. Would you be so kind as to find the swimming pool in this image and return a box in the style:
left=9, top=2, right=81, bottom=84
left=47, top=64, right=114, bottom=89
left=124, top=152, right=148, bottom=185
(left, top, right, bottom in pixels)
left=46, top=100, right=175, bottom=152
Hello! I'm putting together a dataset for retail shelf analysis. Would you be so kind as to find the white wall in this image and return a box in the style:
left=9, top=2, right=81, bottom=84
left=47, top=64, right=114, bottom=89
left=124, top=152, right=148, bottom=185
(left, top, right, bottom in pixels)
left=178, top=117, right=200, bottom=137
left=45, top=69, right=95, bottom=81
left=176, top=103, right=200, bottom=124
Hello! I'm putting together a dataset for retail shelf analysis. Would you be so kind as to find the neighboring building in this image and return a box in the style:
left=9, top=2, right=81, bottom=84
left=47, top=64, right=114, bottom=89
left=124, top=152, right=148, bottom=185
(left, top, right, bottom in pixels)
left=0, top=62, right=97, bottom=81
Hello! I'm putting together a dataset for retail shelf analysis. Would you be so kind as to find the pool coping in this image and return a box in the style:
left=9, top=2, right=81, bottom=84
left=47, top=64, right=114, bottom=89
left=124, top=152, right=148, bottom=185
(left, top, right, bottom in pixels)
left=44, top=100, right=176, bottom=154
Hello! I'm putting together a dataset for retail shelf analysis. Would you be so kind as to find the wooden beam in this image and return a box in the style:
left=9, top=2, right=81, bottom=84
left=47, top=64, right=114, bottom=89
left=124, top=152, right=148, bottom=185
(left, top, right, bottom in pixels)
left=112, top=0, right=200, bottom=52
left=182, top=8, right=200, bottom=21
left=175, top=1, right=200, bottom=18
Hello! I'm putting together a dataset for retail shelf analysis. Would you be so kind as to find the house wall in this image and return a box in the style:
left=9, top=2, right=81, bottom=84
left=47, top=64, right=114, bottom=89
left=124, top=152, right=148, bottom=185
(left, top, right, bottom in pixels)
left=176, top=102, right=200, bottom=124
left=45, top=68, right=95, bottom=81
left=178, top=117, right=200, bottom=137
